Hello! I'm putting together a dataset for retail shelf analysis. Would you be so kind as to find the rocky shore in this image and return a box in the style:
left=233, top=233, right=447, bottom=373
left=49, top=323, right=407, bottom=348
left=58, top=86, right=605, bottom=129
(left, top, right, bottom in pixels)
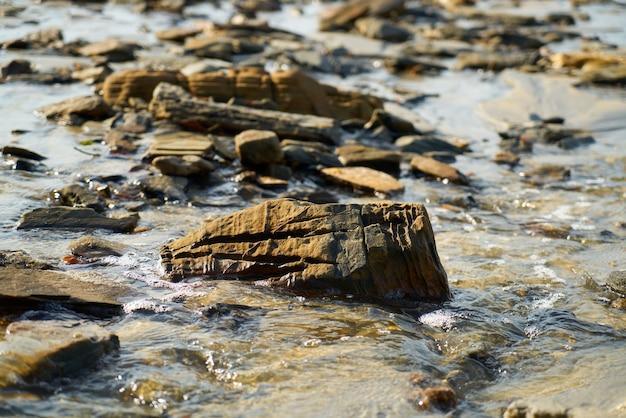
left=1, top=0, right=626, bottom=416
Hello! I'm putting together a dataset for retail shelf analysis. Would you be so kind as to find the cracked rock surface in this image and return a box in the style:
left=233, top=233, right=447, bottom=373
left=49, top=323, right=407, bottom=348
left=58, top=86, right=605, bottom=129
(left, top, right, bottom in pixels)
left=160, top=198, right=450, bottom=303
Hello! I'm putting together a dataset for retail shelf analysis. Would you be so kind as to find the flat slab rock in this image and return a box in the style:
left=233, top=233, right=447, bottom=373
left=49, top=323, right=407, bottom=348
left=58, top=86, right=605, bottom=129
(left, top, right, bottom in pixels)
left=0, top=320, right=119, bottom=387
left=321, top=166, right=405, bottom=195
left=161, top=198, right=450, bottom=303
left=0, top=250, right=128, bottom=317
left=17, top=207, right=139, bottom=233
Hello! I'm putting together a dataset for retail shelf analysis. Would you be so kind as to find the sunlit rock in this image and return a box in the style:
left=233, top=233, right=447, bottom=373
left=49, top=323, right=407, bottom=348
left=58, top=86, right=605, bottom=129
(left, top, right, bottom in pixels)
left=0, top=320, right=119, bottom=387
left=161, top=198, right=450, bottom=304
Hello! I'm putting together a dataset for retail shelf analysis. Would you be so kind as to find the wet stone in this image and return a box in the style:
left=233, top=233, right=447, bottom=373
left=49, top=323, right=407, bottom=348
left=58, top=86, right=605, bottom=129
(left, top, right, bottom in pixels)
left=580, top=64, right=626, bottom=86
left=281, top=139, right=342, bottom=168
left=155, top=27, right=203, bottom=42
left=68, top=236, right=127, bottom=258
left=504, top=399, right=570, bottom=418
left=2, top=27, right=63, bottom=49
left=354, top=17, right=411, bottom=42
left=410, top=155, right=470, bottom=186
left=17, top=207, right=139, bottom=233
left=336, top=144, right=401, bottom=174
left=395, top=135, right=465, bottom=156
left=0, top=320, right=119, bottom=387
left=0, top=250, right=127, bottom=317
left=0, top=146, right=46, bottom=161
left=519, top=165, right=571, bottom=186
left=78, top=38, right=142, bottom=62
left=1, top=59, right=33, bottom=78
left=144, top=130, right=215, bottom=161
left=105, top=129, right=138, bottom=154
left=234, top=129, right=284, bottom=166
left=137, top=174, right=188, bottom=203
left=455, top=52, right=538, bottom=71
left=36, top=95, right=114, bottom=125
left=607, top=270, right=626, bottom=297
left=160, top=198, right=450, bottom=304
left=152, top=155, right=215, bottom=177
left=408, top=372, right=457, bottom=413
left=57, top=183, right=106, bottom=213
left=321, top=166, right=405, bottom=195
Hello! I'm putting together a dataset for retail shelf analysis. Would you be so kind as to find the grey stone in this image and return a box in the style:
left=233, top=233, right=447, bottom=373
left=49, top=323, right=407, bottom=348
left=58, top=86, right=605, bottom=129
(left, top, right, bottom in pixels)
left=17, top=207, right=139, bottom=233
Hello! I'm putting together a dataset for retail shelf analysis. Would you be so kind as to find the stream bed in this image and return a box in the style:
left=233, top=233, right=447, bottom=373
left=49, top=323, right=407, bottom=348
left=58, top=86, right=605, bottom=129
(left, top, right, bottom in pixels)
left=1, top=0, right=626, bottom=417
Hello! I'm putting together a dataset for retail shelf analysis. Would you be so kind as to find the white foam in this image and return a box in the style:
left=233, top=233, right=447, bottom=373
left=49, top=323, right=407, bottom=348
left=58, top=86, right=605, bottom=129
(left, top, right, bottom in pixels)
left=419, top=309, right=459, bottom=331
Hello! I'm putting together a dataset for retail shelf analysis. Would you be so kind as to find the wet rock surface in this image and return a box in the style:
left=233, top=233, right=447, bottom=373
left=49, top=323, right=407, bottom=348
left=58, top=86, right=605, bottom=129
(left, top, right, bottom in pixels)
left=0, top=250, right=127, bottom=317
left=1, top=0, right=626, bottom=415
left=17, top=207, right=139, bottom=233
left=161, top=198, right=450, bottom=303
left=0, top=320, right=119, bottom=387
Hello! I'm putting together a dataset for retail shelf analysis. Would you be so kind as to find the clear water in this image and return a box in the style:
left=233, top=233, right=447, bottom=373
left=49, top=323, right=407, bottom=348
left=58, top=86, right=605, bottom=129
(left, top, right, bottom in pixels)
left=1, top=0, right=626, bottom=416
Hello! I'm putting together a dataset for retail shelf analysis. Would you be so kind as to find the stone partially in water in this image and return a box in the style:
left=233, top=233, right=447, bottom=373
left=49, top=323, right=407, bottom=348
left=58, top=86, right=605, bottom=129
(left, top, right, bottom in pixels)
left=17, top=207, right=139, bottom=233
left=36, top=95, right=114, bottom=125
left=0, top=320, right=119, bottom=387
left=409, top=372, right=457, bottom=412
left=68, top=236, right=127, bottom=258
left=607, top=270, right=626, bottom=297
left=160, top=198, right=450, bottom=303
left=0, top=250, right=127, bottom=317
left=504, top=399, right=570, bottom=418
left=410, top=155, right=470, bottom=186
left=152, top=155, right=215, bottom=177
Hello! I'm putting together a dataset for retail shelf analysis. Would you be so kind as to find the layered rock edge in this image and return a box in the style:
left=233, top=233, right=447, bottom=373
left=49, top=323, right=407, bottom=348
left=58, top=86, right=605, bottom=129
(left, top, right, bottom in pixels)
left=160, top=198, right=450, bottom=303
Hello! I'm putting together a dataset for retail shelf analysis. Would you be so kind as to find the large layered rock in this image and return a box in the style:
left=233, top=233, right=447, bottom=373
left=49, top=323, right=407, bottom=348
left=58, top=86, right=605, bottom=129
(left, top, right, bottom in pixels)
left=160, top=198, right=450, bottom=303
left=102, top=67, right=382, bottom=120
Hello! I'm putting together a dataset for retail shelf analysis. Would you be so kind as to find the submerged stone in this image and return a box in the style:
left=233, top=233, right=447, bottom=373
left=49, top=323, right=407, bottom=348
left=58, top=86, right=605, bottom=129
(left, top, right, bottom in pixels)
left=0, top=320, right=119, bottom=387
left=160, top=198, right=450, bottom=304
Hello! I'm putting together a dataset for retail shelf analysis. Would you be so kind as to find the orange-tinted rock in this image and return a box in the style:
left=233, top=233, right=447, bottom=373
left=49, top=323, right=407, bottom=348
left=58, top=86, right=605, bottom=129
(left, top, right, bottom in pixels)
left=322, top=166, right=405, bottom=195
left=102, top=69, right=185, bottom=106
left=160, top=198, right=450, bottom=303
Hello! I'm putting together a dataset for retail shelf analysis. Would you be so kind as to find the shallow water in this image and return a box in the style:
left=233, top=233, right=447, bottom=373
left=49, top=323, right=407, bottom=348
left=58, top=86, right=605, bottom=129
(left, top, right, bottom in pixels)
left=1, top=0, right=626, bottom=417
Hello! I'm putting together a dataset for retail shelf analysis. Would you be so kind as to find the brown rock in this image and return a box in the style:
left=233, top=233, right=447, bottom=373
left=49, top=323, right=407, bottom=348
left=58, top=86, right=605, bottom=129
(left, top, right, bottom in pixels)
left=78, top=38, right=141, bottom=62
left=152, top=155, right=215, bottom=176
left=319, top=0, right=405, bottom=31
left=36, top=95, right=114, bottom=124
left=580, top=64, right=626, bottom=85
left=409, top=372, right=457, bottom=412
left=410, top=155, right=469, bottom=185
left=322, top=166, right=405, bottom=195
left=155, top=27, right=203, bottom=42
left=149, top=83, right=342, bottom=144
left=102, top=69, right=185, bottom=106
left=336, top=144, right=401, bottom=174
left=0, top=250, right=126, bottom=317
left=354, top=17, right=411, bottom=42
left=0, top=320, right=119, bottom=387
left=160, top=198, right=450, bottom=303
left=144, top=130, right=216, bottom=161
left=270, top=69, right=334, bottom=117
left=234, top=129, right=284, bottom=165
